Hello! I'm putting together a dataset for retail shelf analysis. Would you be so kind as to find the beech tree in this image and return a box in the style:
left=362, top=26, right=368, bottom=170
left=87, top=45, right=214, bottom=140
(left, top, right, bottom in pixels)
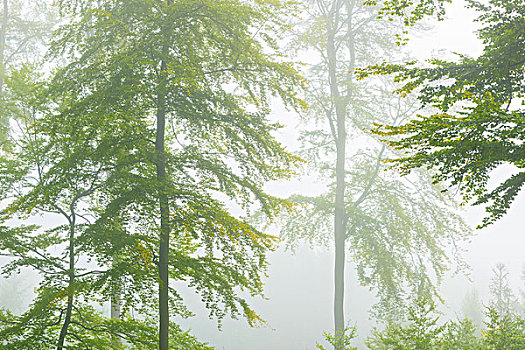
left=282, top=0, right=469, bottom=346
left=0, top=0, right=304, bottom=349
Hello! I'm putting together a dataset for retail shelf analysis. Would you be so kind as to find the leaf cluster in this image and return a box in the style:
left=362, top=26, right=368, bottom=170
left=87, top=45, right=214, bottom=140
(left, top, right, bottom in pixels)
left=365, top=0, right=525, bottom=227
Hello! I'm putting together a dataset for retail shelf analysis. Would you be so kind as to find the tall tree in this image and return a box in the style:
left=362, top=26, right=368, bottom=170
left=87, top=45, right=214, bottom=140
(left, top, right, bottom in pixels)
left=283, top=0, right=469, bottom=345
left=45, top=0, right=304, bottom=348
left=364, top=0, right=525, bottom=228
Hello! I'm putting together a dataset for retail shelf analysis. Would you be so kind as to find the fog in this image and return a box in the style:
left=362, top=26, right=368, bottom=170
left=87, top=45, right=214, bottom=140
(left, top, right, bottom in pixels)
left=1, top=0, right=524, bottom=349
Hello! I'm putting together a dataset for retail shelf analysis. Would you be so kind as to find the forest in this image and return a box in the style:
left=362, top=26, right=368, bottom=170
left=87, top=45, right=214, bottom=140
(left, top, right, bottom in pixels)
left=0, top=0, right=524, bottom=349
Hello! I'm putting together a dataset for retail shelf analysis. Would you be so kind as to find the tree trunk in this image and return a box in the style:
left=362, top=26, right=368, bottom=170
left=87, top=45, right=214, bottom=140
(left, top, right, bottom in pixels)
left=111, top=283, right=122, bottom=348
left=57, top=218, right=75, bottom=350
left=156, top=3, right=170, bottom=344
left=327, top=19, right=347, bottom=350
left=156, top=78, right=169, bottom=349
left=111, top=286, right=121, bottom=320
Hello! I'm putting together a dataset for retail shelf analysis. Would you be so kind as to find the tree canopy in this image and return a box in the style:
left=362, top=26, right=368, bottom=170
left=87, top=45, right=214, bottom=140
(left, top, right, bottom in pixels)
left=361, top=0, right=525, bottom=228
left=0, top=0, right=305, bottom=348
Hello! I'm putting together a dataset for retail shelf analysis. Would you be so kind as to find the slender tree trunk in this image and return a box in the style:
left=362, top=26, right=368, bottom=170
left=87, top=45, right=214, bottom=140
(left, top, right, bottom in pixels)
left=327, top=21, right=347, bottom=349
left=324, top=3, right=357, bottom=346
left=111, top=285, right=121, bottom=320
left=111, top=282, right=122, bottom=348
left=156, top=3, right=170, bottom=345
left=57, top=218, right=75, bottom=350
left=156, top=70, right=170, bottom=350
left=0, top=0, right=8, bottom=94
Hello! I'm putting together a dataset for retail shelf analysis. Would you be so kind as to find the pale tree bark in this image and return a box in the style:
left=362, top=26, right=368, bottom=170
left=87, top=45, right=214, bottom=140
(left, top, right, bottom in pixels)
left=326, top=2, right=347, bottom=344
left=328, top=36, right=347, bottom=345
left=111, top=284, right=121, bottom=320
left=111, top=280, right=122, bottom=348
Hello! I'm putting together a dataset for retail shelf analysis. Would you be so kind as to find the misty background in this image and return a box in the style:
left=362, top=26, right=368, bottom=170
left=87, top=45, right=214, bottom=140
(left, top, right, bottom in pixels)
left=1, top=0, right=523, bottom=349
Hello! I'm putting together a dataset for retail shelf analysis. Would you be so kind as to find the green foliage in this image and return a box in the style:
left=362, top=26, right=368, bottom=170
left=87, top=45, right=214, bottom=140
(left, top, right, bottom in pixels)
left=367, top=297, right=445, bottom=350
left=440, top=318, right=480, bottom=350
left=316, top=326, right=358, bottom=350
left=367, top=307, right=525, bottom=350
left=0, top=0, right=54, bottom=65
left=1, top=0, right=305, bottom=348
left=365, top=0, right=525, bottom=228
left=0, top=0, right=55, bottom=144
left=368, top=296, right=485, bottom=350
left=46, top=0, right=304, bottom=325
left=0, top=66, right=167, bottom=349
left=482, top=308, right=525, bottom=349
left=364, top=0, right=450, bottom=26
left=366, top=292, right=525, bottom=350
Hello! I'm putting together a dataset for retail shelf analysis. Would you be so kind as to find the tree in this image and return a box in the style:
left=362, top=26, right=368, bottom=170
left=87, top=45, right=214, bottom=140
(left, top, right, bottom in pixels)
left=489, top=263, right=517, bottom=317
left=316, top=327, right=358, bottom=350
left=440, top=318, right=480, bottom=350
left=363, top=0, right=525, bottom=228
left=518, top=264, right=525, bottom=317
left=38, top=0, right=304, bottom=348
left=281, top=1, right=470, bottom=345
left=0, top=0, right=54, bottom=86
left=367, top=297, right=482, bottom=350
left=461, top=285, right=485, bottom=327
left=482, top=308, right=525, bottom=349
left=367, top=296, right=445, bottom=350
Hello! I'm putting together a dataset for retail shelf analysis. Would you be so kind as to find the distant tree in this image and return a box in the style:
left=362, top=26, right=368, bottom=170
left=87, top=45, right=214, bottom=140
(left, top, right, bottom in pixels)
left=461, top=286, right=485, bottom=327
left=0, top=0, right=54, bottom=86
left=363, top=0, right=525, bottom=228
left=0, top=274, right=34, bottom=315
left=489, top=263, right=517, bottom=317
left=518, top=264, right=525, bottom=317
left=281, top=1, right=470, bottom=343
left=0, top=0, right=54, bottom=147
